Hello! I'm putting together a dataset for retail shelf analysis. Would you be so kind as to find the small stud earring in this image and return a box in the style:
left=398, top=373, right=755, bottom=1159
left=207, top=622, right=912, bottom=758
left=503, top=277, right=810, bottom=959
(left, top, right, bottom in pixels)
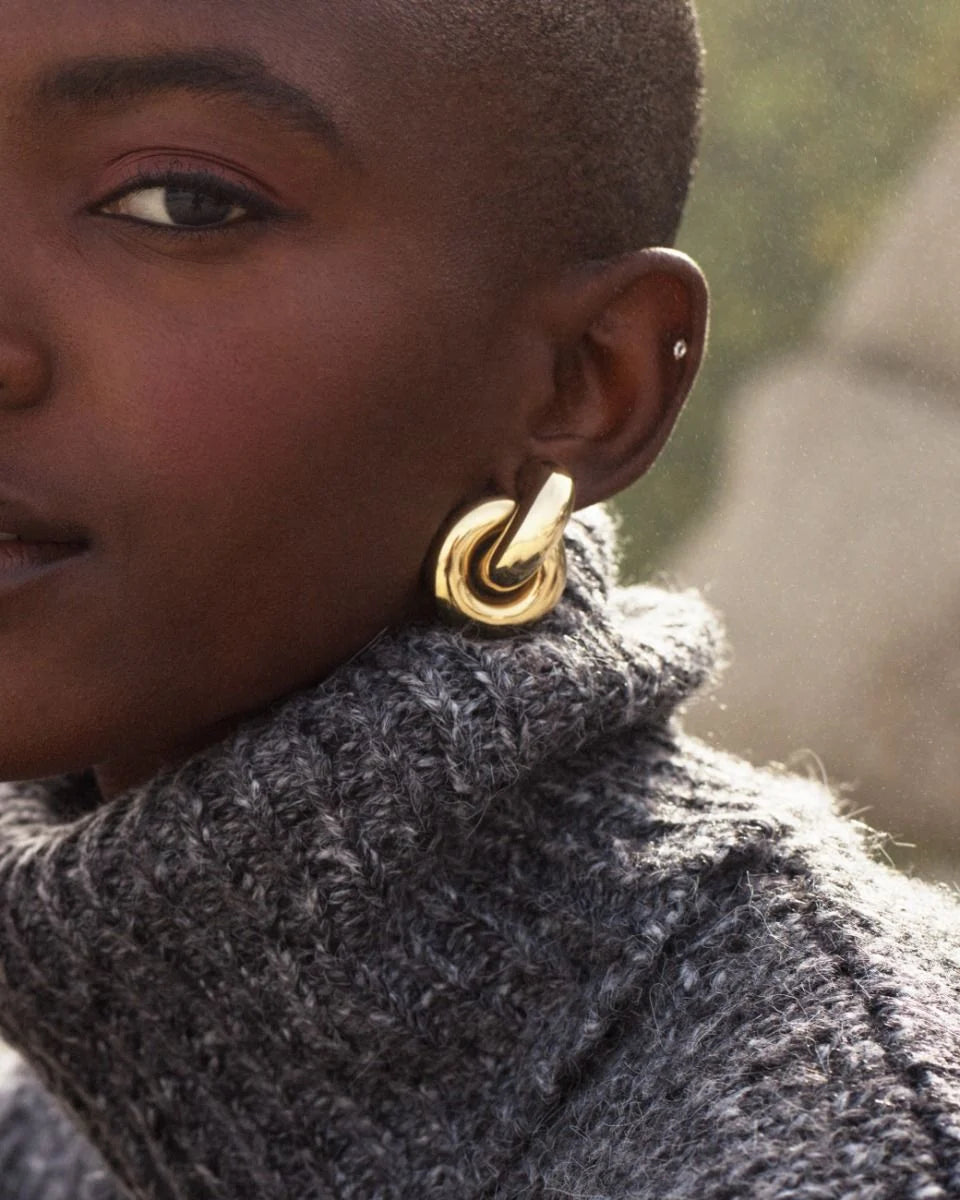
left=673, top=339, right=689, bottom=362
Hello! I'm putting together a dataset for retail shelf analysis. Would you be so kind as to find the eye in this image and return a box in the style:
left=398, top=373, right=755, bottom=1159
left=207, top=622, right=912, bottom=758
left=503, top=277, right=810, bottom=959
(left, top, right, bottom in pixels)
left=94, top=170, right=275, bottom=232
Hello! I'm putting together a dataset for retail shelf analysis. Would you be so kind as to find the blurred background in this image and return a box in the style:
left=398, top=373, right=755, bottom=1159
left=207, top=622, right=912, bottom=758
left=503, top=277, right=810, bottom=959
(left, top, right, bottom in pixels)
left=613, top=0, right=960, bottom=882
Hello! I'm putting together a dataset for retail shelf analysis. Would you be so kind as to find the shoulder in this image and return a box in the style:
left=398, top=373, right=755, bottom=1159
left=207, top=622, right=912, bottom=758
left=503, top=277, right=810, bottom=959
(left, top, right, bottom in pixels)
left=653, top=729, right=960, bottom=959
left=0, top=1049, right=118, bottom=1199
left=531, top=730, right=960, bottom=1199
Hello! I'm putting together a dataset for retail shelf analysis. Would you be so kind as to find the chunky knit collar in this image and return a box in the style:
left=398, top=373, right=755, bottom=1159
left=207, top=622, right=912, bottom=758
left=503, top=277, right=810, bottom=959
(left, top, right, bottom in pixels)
left=0, top=505, right=726, bottom=1199
left=28, top=504, right=723, bottom=823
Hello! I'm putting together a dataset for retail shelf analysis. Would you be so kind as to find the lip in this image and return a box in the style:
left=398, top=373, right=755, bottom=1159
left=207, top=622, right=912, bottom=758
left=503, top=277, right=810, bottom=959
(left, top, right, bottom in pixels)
left=0, top=541, right=90, bottom=600
left=0, top=496, right=90, bottom=545
left=0, top=539, right=87, bottom=569
left=0, top=494, right=91, bottom=589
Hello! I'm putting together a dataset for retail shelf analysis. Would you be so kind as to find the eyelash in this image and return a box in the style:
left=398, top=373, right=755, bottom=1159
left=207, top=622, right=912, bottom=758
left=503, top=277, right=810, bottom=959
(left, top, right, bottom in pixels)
left=92, top=167, right=281, bottom=238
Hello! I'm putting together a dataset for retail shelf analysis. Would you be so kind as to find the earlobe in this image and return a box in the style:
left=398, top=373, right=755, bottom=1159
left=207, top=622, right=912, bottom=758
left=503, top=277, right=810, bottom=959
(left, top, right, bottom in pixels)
left=529, top=248, right=708, bottom=509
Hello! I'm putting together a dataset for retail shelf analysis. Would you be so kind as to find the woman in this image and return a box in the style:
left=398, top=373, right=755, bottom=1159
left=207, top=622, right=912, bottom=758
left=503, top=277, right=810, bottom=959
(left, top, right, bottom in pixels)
left=1, top=0, right=958, bottom=1197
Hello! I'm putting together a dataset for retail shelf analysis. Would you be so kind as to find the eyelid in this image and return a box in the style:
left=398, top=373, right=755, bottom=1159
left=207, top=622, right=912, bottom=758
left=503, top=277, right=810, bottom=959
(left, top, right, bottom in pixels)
left=90, top=164, right=283, bottom=232
left=95, top=169, right=274, bottom=213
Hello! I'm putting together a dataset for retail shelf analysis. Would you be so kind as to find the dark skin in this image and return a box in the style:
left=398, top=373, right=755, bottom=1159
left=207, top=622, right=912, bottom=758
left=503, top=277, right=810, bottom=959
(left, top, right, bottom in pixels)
left=0, top=0, right=707, bottom=800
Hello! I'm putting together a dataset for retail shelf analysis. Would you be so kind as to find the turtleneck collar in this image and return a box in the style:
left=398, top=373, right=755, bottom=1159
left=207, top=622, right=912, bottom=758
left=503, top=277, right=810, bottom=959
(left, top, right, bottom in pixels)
left=36, top=504, right=723, bottom=821
left=0, top=504, right=726, bottom=1199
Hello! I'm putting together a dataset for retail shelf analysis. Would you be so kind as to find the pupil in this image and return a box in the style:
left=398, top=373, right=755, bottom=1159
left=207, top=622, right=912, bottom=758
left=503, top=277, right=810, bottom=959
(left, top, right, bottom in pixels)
left=164, top=186, right=234, bottom=227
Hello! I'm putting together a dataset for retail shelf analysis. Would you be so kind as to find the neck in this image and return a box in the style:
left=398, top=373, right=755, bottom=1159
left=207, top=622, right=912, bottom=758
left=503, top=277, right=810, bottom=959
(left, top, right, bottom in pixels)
left=93, top=624, right=400, bottom=802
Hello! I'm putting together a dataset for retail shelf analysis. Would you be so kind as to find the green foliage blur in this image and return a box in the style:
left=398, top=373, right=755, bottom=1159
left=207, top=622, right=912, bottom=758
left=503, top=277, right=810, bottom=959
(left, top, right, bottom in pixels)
left=613, top=0, right=960, bottom=579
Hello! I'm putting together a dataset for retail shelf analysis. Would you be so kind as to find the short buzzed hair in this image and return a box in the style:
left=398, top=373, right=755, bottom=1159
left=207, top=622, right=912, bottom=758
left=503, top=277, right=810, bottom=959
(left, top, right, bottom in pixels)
left=404, top=0, right=704, bottom=268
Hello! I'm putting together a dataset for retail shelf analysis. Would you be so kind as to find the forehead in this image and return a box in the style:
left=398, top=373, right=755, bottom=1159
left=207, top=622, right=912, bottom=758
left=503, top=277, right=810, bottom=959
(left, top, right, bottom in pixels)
left=0, top=0, right=481, bottom=172
left=1, top=1, right=376, bottom=123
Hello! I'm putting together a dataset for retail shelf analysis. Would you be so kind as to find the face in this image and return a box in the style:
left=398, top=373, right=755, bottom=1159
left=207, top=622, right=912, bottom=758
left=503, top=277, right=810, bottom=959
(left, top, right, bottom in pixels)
left=0, top=0, right=539, bottom=792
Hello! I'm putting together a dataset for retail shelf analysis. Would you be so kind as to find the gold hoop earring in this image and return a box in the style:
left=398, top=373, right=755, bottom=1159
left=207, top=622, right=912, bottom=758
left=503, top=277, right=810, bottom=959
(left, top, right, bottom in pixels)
left=429, top=461, right=575, bottom=632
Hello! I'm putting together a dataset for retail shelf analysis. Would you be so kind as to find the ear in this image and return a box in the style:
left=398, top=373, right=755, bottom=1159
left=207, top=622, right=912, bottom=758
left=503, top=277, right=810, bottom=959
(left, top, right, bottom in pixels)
left=526, top=248, right=708, bottom=508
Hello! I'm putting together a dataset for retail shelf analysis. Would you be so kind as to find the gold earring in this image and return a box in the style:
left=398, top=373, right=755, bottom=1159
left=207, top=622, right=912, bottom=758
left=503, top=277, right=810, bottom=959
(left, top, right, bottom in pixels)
left=429, top=461, right=575, bottom=632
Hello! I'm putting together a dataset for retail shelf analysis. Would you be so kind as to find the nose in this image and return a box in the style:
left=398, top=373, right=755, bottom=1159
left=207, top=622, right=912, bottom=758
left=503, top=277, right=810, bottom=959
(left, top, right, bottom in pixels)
left=0, top=206, right=56, bottom=412
left=0, top=326, right=50, bottom=410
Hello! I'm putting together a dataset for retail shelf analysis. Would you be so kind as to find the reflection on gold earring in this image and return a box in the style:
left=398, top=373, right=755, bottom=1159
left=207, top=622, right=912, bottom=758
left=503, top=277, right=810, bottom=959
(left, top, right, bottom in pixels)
left=429, top=461, right=575, bottom=632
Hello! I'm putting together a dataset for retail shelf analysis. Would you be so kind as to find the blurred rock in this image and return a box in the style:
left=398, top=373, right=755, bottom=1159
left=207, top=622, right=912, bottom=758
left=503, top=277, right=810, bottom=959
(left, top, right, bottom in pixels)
left=825, top=107, right=960, bottom=395
left=668, top=113, right=960, bottom=881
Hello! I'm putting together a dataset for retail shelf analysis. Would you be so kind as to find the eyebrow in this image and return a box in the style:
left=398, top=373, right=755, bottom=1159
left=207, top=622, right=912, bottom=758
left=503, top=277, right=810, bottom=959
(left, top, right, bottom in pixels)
left=31, top=47, right=349, bottom=160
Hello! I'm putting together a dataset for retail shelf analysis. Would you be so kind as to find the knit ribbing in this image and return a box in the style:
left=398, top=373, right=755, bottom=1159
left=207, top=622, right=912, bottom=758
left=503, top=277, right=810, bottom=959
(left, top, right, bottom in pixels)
left=0, top=506, right=957, bottom=1200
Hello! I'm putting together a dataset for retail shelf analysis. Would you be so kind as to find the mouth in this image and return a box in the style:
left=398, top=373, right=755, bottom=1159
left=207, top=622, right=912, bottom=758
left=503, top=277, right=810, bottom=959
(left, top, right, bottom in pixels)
left=0, top=497, right=92, bottom=582
left=0, top=534, right=89, bottom=571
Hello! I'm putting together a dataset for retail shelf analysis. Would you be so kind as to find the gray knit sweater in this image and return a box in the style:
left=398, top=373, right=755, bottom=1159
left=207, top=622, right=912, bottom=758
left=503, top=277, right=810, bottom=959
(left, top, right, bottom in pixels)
left=0, top=506, right=958, bottom=1200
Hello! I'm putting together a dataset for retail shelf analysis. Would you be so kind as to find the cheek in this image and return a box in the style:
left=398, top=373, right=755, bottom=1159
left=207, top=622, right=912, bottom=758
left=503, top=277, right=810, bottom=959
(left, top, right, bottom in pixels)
left=70, top=252, right=484, bottom=695
left=99, top=287, right=441, bottom=548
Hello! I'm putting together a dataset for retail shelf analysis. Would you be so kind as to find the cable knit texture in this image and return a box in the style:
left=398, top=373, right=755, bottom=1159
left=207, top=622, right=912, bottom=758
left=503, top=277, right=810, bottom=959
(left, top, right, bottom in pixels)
left=0, top=505, right=958, bottom=1199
